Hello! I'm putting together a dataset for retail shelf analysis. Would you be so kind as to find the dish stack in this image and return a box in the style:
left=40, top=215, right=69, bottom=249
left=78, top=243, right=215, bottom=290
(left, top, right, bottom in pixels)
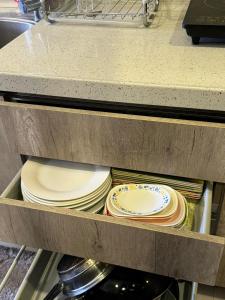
left=21, top=158, right=111, bottom=213
left=112, top=168, right=204, bottom=201
left=104, top=184, right=188, bottom=227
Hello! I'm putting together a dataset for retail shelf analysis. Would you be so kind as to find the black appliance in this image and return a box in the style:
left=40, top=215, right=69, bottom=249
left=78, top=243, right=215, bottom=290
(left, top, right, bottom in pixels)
left=183, top=0, right=225, bottom=44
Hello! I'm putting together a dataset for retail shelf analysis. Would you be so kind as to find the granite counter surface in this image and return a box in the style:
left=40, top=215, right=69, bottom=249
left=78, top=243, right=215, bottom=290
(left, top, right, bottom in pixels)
left=0, top=0, right=225, bottom=111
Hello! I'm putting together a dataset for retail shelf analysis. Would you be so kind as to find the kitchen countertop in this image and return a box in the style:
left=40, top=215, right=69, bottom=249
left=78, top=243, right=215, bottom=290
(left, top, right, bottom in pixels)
left=1, top=0, right=225, bottom=111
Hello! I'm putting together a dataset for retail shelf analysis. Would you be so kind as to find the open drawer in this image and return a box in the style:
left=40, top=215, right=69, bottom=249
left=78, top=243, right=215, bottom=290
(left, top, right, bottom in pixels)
left=0, top=171, right=225, bottom=288
left=13, top=178, right=213, bottom=300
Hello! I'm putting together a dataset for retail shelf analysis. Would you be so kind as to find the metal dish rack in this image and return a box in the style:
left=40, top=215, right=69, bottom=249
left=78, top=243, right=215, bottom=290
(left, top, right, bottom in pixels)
left=41, top=0, right=159, bottom=27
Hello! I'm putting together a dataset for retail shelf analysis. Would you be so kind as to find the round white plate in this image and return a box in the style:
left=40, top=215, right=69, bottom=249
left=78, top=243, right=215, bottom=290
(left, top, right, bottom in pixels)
left=23, top=194, right=106, bottom=213
left=110, top=184, right=170, bottom=216
left=80, top=197, right=106, bottom=213
left=106, top=185, right=178, bottom=218
left=21, top=175, right=112, bottom=203
left=21, top=158, right=110, bottom=200
left=21, top=178, right=112, bottom=207
left=22, top=182, right=111, bottom=209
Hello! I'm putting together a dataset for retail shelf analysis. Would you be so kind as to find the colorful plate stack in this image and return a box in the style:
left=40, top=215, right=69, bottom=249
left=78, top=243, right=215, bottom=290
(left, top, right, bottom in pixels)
left=21, top=158, right=111, bottom=213
left=112, top=168, right=204, bottom=201
left=104, top=184, right=188, bottom=227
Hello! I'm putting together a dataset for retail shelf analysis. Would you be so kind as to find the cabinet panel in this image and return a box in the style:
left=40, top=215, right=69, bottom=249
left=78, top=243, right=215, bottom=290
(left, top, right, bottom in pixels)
left=0, top=102, right=22, bottom=192
left=212, top=183, right=225, bottom=235
left=1, top=102, right=225, bottom=182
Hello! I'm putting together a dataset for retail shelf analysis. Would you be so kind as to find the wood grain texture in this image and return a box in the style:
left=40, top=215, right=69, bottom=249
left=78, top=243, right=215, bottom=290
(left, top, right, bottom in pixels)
left=216, top=245, right=225, bottom=287
left=217, top=185, right=225, bottom=238
left=213, top=286, right=225, bottom=299
left=213, top=184, right=225, bottom=207
left=1, top=102, right=225, bottom=182
left=213, top=184, right=225, bottom=235
left=0, top=104, right=22, bottom=192
left=197, top=285, right=225, bottom=299
left=197, top=285, right=214, bottom=300
left=0, top=198, right=225, bottom=286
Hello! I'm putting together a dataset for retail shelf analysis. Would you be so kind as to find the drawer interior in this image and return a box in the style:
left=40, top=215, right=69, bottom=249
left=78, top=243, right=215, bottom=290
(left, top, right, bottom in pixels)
left=12, top=172, right=212, bottom=299
left=1, top=168, right=212, bottom=235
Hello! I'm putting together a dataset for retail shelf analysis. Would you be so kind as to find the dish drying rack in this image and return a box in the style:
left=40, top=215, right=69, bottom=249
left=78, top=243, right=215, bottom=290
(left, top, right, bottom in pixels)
left=41, top=0, right=159, bottom=27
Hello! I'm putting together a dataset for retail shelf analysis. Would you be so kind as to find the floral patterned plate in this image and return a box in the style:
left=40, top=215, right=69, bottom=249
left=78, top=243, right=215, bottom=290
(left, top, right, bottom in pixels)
left=110, top=184, right=171, bottom=216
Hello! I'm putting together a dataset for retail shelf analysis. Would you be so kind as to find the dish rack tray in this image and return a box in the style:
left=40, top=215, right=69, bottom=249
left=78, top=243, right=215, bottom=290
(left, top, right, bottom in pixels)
left=41, top=0, right=159, bottom=26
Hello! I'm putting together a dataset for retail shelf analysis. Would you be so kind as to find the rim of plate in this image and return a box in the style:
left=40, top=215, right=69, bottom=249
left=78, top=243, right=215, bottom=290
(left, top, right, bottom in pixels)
left=110, top=184, right=171, bottom=216
left=85, top=199, right=105, bottom=213
left=148, top=191, right=186, bottom=227
left=106, top=185, right=178, bottom=218
left=22, top=182, right=111, bottom=209
left=24, top=196, right=105, bottom=213
left=21, top=158, right=111, bottom=201
left=21, top=177, right=112, bottom=205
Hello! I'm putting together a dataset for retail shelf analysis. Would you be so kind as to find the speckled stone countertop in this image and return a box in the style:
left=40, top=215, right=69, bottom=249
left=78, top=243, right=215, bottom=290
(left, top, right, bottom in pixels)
left=1, top=0, right=225, bottom=111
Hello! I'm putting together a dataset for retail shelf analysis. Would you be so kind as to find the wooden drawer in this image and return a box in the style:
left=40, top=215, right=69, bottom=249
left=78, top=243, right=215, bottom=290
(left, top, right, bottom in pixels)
left=0, top=171, right=225, bottom=288
left=1, top=101, right=225, bottom=287
left=1, top=101, right=225, bottom=182
left=196, top=285, right=225, bottom=299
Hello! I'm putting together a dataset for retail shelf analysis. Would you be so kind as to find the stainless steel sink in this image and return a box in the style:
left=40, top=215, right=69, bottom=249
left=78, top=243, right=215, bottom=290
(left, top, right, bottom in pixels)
left=0, top=18, right=35, bottom=49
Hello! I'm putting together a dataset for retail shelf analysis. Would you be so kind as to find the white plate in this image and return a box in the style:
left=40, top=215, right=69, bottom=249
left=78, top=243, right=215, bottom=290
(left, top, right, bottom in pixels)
left=21, top=175, right=112, bottom=203
left=23, top=195, right=106, bottom=213
left=21, top=178, right=112, bottom=207
left=81, top=197, right=106, bottom=213
left=106, top=185, right=178, bottom=218
left=21, top=158, right=110, bottom=201
left=22, top=182, right=111, bottom=209
left=110, top=184, right=170, bottom=216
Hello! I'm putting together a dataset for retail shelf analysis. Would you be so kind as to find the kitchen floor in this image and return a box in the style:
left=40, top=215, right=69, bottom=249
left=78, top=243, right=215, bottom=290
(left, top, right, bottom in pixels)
left=0, top=245, right=35, bottom=299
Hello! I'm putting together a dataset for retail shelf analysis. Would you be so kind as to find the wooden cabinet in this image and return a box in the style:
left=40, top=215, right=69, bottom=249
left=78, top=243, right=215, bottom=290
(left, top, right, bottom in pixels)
left=0, top=99, right=22, bottom=192
left=197, top=285, right=225, bottom=299
left=0, top=100, right=225, bottom=287
left=1, top=101, right=225, bottom=182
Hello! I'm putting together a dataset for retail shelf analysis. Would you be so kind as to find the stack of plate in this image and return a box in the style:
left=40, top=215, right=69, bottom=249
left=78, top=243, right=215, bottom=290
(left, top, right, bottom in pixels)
left=112, top=168, right=204, bottom=201
left=21, top=158, right=111, bottom=213
left=104, top=184, right=188, bottom=227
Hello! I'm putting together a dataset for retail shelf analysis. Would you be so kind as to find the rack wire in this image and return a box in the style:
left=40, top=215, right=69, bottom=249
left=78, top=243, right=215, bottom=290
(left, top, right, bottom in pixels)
left=42, top=0, right=159, bottom=26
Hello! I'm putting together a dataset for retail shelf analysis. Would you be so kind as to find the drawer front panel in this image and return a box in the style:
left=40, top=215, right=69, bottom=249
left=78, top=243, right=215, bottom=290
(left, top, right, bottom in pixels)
left=0, top=172, right=225, bottom=287
left=0, top=199, right=225, bottom=287
left=1, top=102, right=225, bottom=182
